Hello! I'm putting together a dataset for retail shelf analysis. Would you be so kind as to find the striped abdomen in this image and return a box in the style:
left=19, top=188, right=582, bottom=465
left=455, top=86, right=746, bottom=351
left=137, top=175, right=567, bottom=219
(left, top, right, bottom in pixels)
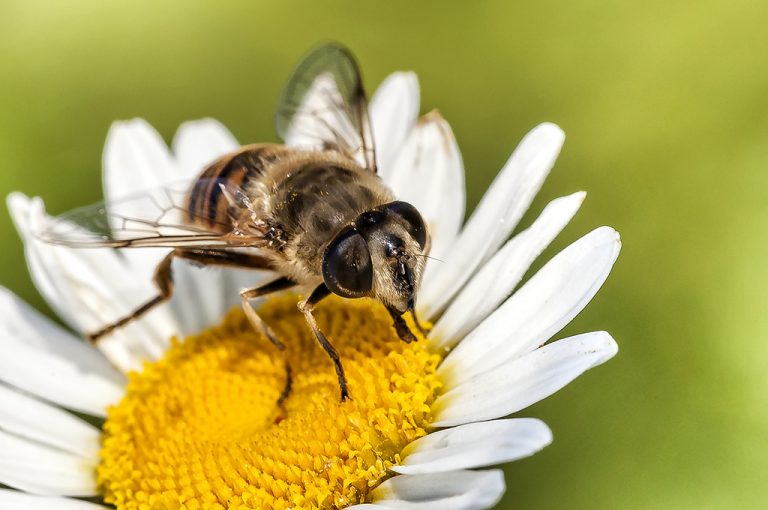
left=186, top=144, right=285, bottom=232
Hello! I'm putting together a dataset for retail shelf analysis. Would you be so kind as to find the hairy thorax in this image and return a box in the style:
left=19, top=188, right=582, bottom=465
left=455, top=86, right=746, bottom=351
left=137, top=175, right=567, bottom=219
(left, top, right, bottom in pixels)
left=250, top=151, right=394, bottom=285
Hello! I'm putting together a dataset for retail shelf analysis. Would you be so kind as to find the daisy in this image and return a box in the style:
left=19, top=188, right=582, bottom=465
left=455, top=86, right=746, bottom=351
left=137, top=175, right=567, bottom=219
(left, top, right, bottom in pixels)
left=0, top=71, right=620, bottom=509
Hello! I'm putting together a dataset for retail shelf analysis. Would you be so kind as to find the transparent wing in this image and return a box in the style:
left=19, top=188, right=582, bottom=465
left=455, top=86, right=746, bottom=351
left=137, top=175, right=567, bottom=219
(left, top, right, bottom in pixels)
left=275, top=43, right=377, bottom=172
left=35, top=179, right=268, bottom=249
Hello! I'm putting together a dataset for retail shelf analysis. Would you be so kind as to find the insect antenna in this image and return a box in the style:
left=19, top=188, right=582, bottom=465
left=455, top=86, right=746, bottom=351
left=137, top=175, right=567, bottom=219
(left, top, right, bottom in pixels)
left=414, top=253, right=444, bottom=264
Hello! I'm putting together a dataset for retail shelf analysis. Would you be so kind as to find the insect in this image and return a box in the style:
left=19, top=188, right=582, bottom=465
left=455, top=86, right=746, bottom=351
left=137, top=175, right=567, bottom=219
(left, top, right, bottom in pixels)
left=37, top=44, right=430, bottom=401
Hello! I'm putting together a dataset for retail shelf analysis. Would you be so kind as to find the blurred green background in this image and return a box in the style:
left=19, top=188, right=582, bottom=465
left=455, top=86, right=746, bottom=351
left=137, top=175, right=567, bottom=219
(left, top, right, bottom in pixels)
left=2, top=1, right=768, bottom=508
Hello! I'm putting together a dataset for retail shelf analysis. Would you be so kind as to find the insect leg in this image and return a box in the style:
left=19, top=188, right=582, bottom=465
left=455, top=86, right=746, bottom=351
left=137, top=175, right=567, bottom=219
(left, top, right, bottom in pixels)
left=87, top=250, right=176, bottom=343
left=277, top=362, right=292, bottom=408
left=178, top=252, right=295, bottom=405
left=173, top=250, right=296, bottom=406
left=387, top=307, right=417, bottom=343
left=87, top=249, right=273, bottom=343
left=175, top=249, right=285, bottom=347
left=239, top=278, right=297, bottom=407
left=240, top=277, right=296, bottom=351
left=175, top=249, right=272, bottom=268
left=298, top=284, right=350, bottom=401
left=409, top=309, right=431, bottom=337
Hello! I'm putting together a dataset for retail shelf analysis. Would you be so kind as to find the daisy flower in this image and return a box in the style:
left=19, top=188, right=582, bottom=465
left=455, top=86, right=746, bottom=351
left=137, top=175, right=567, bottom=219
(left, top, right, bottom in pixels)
left=0, top=70, right=620, bottom=509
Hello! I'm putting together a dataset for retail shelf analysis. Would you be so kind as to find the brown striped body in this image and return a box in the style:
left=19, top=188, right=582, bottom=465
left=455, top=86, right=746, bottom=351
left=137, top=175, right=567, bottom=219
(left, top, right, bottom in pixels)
left=184, top=144, right=396, bottom=287
left=186, top=144, right=289, bottom=233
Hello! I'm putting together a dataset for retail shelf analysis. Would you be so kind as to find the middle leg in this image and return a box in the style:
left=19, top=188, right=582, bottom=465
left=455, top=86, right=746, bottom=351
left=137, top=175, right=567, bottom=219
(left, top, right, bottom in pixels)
left=173, top=249, right=294, bottom=349
left=179, top=250, right=295, bottom=405
left=239, top=277, right=297, bottom=406
left=240, top=277, right=296, bottom=350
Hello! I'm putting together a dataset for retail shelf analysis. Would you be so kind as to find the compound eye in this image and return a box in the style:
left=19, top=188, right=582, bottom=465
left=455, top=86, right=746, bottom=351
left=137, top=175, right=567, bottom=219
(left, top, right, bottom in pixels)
left=382, top=201, right=428, bottom=249
left=322, top=227, right=373, bottom=298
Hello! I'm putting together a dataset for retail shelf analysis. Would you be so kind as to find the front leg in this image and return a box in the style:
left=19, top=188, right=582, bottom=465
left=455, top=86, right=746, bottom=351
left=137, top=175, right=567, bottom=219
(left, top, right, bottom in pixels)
left=298, top=284, right=350, bottom=401
left=387, top=305, right=435, bottom=343
left=387, top=307, right=418, bottom=343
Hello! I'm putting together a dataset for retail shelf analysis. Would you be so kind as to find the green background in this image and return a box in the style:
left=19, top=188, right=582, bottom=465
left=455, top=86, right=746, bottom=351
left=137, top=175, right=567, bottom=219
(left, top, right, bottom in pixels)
left=2, top=1, right=767, bottom=508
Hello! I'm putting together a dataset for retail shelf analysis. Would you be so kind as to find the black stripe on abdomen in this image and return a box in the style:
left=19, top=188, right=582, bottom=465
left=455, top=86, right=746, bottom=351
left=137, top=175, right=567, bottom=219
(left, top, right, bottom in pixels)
left=187, top=147, right=271, bottom=231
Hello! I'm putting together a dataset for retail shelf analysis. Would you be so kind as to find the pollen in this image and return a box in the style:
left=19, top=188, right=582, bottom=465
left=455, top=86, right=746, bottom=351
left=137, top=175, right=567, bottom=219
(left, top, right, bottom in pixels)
left=97, top=295, right=442, bottom=510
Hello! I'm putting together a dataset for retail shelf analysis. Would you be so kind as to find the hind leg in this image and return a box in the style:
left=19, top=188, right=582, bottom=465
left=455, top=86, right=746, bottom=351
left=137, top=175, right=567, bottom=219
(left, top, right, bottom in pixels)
left=87, top=250, right=176, bottom=342
left=87, top=249, right=272, bottom=342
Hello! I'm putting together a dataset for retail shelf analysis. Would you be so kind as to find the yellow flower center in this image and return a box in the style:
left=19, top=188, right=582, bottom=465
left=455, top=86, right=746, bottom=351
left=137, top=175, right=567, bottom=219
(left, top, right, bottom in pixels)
left=98, top=295, right=442, bottom=510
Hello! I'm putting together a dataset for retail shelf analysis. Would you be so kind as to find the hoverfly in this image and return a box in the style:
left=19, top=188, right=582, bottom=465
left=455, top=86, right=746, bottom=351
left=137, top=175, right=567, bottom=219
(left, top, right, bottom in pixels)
left=37, top=44, right=430, bottom=401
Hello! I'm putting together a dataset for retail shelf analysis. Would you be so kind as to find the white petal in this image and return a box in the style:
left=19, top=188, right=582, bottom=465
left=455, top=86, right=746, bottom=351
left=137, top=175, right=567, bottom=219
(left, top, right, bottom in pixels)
left=433, top=331, right=618, bottom=427
left=370, top=72, right=420, bottom=177
left=0, top=338, right=121, bottom=417
left=102, top=119, right=182, bottom=276
left=9, top=194, right=178, bottom=372
left=165, top=262, right=226, bottom=335
left=370, top=470, right=505, bottom=510
left=31, top=201, right=176, bottom=357
left=102, top=118, right=179, bottom=202
left=439, top=226, right=620, bottom=385
left=8, top=193, right=80, bottom=330
left=419, top=123, right=565, bottom=319
left=393, top=418, right=552, bottom=474
left=430, top=192, right=585, bottom=348
left=0, top=384, right=101, bottom=460
left=0, top=287, right=123, bottom=416
left=0, top=489, right=108, bottom=509
left=385, top=111, right=465, bottom=262
left=0, top=430, right=98, bottom=496
left=0, top=287, right=120, bottom=384
left=171, top=118, right=239, bottom=179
